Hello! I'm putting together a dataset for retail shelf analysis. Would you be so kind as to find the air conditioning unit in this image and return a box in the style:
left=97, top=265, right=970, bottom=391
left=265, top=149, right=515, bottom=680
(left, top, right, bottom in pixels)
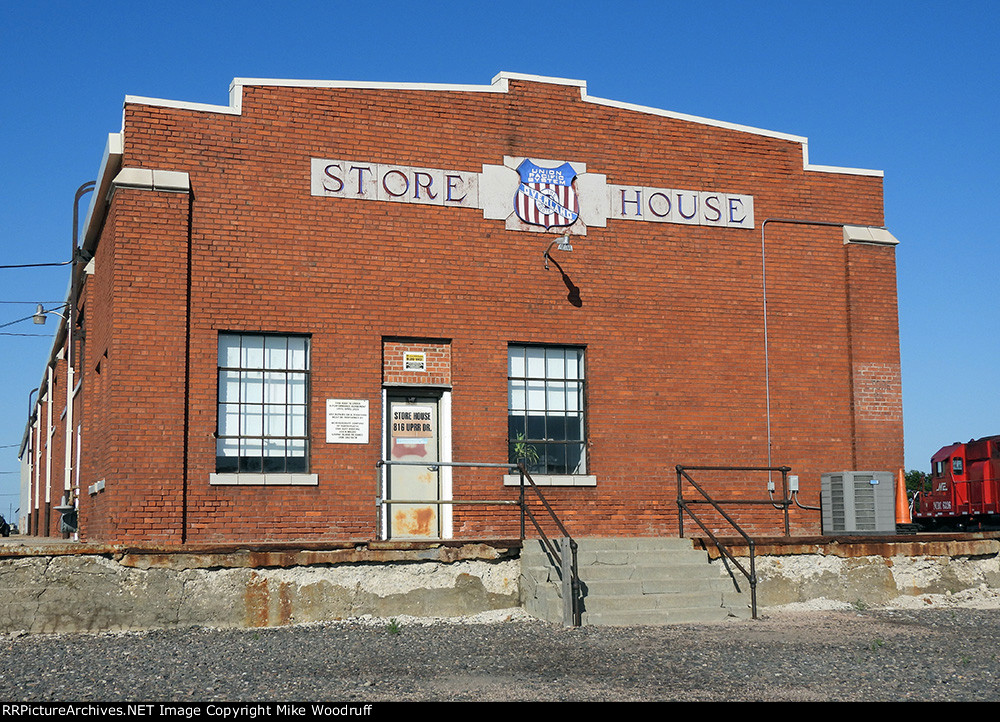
left=821, top=471, right=896, bottom=534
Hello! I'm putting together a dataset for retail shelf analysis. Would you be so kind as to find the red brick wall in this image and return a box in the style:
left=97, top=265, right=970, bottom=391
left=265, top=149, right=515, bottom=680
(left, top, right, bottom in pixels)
left=74, top=77, right=902, bottom=542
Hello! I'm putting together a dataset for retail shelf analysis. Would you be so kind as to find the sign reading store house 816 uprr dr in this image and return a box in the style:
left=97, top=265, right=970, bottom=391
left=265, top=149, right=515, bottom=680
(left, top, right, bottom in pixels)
left=310, top=156, right=755, bottom=233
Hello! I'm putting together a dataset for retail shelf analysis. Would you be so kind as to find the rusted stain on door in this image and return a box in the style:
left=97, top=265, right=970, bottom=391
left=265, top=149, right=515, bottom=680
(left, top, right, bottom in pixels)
left=392, top=506, right=436, bottom=537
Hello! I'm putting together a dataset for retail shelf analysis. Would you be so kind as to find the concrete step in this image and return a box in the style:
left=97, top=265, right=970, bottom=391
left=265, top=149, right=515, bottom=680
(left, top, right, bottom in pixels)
left=581, top=589, right=726, bottom=612
left=520, top=536, right=749, bottom=626
left=583, top=606, right=732, bottom=626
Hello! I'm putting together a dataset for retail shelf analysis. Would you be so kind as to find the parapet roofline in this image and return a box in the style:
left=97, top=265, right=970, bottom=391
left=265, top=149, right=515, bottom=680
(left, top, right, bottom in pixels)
left=122, top=71, right=883, bottom=178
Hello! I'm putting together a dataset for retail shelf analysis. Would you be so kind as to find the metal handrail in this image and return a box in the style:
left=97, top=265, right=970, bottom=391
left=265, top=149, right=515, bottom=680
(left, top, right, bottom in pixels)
left=375, top=459, right=581, bottom=626
left=675, top=464, right=793, bottom=620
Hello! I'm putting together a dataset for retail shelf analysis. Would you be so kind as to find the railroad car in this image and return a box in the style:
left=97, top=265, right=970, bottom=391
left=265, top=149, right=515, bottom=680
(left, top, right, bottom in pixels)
left=912, top=435, right=1000, bottom=530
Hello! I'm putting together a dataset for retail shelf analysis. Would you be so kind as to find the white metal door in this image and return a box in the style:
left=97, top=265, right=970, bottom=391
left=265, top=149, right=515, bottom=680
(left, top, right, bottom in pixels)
left=387, top=395, right=441, bottom=538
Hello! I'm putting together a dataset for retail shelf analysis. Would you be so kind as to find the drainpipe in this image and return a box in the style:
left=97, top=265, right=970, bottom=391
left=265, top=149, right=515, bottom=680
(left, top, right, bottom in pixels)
left=44, top=366, right=53, bottom=536
left=63, top=182, right=94, bottom=537
left=25, top=389, right=37, bottom=535
left=33, top=400, right=41, bottom=535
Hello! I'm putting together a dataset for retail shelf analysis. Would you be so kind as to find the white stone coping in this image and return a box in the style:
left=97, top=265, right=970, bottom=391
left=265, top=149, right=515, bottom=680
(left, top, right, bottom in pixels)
left=503, top=474, right=596, bottom=487
left=843, top=225, right=899, bottom=246
left=210, top=473, right=319, bottom=486
left=110, top=167, right=191, bottom=193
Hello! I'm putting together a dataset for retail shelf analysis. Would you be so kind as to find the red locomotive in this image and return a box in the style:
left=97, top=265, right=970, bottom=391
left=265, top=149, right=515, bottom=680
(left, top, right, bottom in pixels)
left=912, top=435, right=1000, bottom=531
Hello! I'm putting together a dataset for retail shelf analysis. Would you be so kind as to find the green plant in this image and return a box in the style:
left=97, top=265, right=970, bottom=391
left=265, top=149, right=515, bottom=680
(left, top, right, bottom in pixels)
left=852, top=599, right=869, bottom=611
left=513, top=433, right=539, bottom=468
left=386, top=618, right=401, bottom=636
left=870, top=638, right=884, bottom=651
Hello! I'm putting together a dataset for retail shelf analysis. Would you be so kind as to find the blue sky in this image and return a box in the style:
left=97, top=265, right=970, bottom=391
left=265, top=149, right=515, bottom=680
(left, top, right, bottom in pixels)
left=1, top=1, right=997, bottom=516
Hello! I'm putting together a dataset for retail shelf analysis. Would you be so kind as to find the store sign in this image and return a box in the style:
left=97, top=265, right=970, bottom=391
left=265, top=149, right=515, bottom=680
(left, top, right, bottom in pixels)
left=311, top=159, right=478, bottom=208
left=311, top=156, right=754, bottom=231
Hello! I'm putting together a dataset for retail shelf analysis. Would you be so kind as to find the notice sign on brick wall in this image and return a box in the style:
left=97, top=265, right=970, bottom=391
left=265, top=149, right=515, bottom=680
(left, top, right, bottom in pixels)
left=326, top=399, right=370, bottom=444
left=404, top=352, right=427, bottom=372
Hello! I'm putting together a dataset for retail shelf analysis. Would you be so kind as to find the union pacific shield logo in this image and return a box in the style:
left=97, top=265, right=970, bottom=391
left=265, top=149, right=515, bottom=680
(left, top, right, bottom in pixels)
left=514, top=160, right=579, bottom=228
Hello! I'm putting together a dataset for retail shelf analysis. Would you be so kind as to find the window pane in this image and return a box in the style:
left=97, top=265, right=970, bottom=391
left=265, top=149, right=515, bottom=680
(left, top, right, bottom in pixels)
left=527, top=380, right=545, bottom=410
left=242, top=371, right=263, bottom=404
left=509, top=380, right=525, bottom=411
left=219, top=335, right=241, bottom=367
left=288, top=406, right=307, bottom=437
left=219, top=404, right=241, bottom=436
left=219, top=371, right=240, bottom=403
left=547, top=381, right=566, bottom=411
left=264, top=372, right=286, bottom=403
left=567, top=442, right=585, bottom=474
left=565, top=414, right=583, bottom=441
left=241, top=438, right=263, bottom=472
left=242, top=336, right=264, bottom=369
left=546, top=348, right=565, bottom=379
left=288, top=374, right=306, bottom=404
left=566, top=349, right=583, bottom=379
left=263, top=439, right=286, bottom=473
left=508, top=347, right=524, bottom=377
left=526, top=413, right=545, bottom=440
left=265, top=336, right=287, bottom=370
left=526, top=347, right=545, bottom=378
left=243, top=406, right=263, bottom=437
left=216, top=439, right=239, bottom=473
left=288, top=337, right=308, bottom=370
left=547, top=414, right=567, bottom=441
left=264, top=405, right=286, bottom=436
left=566, top=381, right=582, bottom=411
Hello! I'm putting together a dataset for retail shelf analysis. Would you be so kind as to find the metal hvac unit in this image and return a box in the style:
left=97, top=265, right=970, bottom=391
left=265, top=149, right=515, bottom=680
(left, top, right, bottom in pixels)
left=821, top=471, right=896, bottom=535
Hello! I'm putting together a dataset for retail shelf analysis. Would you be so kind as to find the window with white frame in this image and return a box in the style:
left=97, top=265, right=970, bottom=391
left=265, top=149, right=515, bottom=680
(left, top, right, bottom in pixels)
left=508, top=345, right=586, bottom=475
left=216, top=333, right=310, bottom=474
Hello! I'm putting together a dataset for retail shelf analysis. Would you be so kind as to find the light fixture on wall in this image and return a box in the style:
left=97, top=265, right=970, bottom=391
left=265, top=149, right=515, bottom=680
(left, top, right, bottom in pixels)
left=543, top=232, right=573, bottom=270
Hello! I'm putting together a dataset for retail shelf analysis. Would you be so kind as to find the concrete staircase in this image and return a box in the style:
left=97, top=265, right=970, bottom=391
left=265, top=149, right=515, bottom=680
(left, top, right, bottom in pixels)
left=520, top=537, right=751, bottom=625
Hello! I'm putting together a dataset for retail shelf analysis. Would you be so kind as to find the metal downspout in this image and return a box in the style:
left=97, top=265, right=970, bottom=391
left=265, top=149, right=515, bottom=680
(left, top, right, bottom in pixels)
left=63, top=182, right=94, bottom=537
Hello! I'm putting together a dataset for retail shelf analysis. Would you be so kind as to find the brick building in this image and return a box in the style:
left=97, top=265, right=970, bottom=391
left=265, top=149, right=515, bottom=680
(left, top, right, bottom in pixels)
left=19, top=72, right=902, bottom=544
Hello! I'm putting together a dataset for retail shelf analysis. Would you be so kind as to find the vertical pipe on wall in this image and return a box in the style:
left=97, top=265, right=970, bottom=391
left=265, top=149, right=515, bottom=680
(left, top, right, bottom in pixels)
left=44, top=366, right=53, bottom=536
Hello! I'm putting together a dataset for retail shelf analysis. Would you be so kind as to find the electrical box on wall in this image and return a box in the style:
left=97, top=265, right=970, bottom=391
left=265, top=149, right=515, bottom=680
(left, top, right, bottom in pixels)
left=821, top=471, right=896, bottom=534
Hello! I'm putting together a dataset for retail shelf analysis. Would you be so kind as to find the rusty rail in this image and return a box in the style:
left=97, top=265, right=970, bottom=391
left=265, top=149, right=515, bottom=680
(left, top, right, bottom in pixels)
left=375, top=459, right=581, bottom=626
left=675, top=465, right=793, bottom=620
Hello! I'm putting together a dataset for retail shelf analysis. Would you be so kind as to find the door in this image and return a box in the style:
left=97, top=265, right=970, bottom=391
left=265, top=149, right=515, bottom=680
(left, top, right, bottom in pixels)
left=386, top=394, right=441, bottom=539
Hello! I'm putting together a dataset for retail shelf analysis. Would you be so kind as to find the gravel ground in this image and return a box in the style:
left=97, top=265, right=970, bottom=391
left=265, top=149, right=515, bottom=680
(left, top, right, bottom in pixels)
left=3, top=605, right=1000, bottom=702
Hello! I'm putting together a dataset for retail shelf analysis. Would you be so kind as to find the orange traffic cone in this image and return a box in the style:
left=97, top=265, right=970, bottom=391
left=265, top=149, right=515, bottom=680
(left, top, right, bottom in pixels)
left=895, top=467, right=912, bottom=525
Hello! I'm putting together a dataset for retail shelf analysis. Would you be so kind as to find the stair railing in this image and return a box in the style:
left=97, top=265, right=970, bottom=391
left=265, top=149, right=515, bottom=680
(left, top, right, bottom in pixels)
left=674, top=464, right=793, bottom=620
left=376, top=459, right=581, bottom=626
